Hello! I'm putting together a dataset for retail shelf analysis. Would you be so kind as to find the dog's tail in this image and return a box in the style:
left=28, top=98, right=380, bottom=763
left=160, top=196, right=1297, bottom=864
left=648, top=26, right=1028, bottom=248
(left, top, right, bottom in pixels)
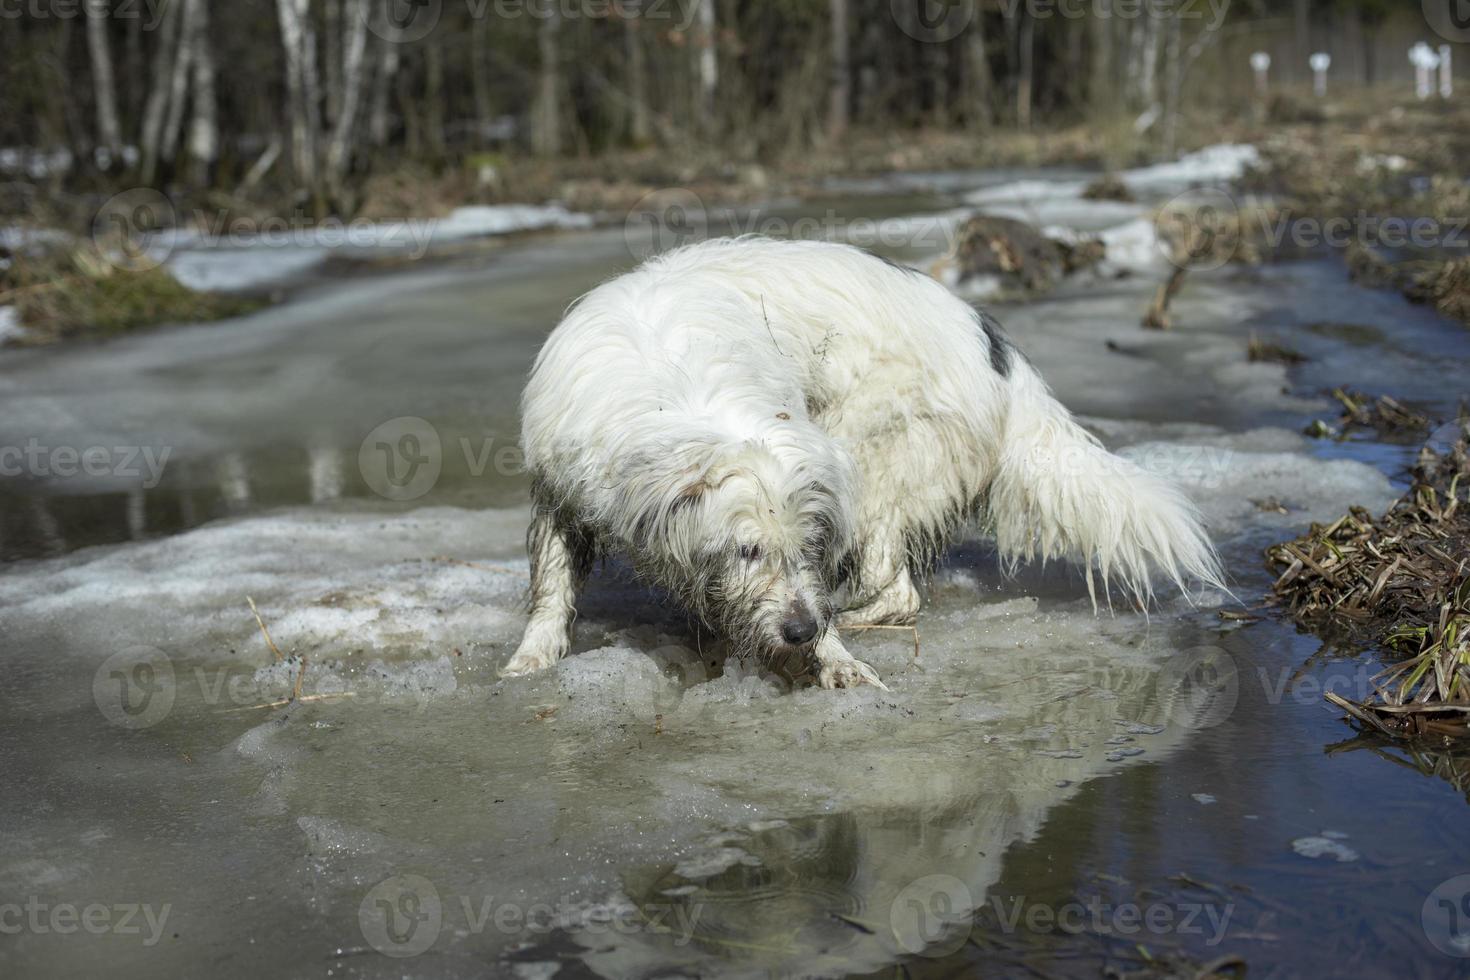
left=987, top=357, right=1225, bottom=607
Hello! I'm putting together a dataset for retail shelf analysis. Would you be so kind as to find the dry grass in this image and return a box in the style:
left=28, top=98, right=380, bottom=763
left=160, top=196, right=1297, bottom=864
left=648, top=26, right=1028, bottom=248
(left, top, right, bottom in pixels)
left=1330, top=388, right=1433, bottom=437
left=1080, top=173, right=1135, bottom=203
left=1244, top=111, right=1470, bottom=327
left=940, top=214, right=1101, bottom=299
left=2, top=243, right=259, bottom=345
left=1405, top=257, right=1470, bottom=324
left=1266, top=420, right=1470, bottom=741
left=246, top=595, right=307, bottom=704
left=1246, top=332, right=1306, bottom=364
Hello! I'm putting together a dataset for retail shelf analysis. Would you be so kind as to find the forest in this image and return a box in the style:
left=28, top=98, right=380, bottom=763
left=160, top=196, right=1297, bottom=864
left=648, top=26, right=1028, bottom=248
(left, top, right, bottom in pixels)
left=0, top=0, right=1416, bottom=218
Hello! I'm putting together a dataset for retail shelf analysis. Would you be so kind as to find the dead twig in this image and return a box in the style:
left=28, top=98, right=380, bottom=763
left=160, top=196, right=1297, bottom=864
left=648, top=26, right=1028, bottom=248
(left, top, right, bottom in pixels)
left=228, top=692, right=356, bottom=713
left=1142, top=266, right=1187, bottom=330
left=246, top=595, right=285, bottom=662
left=247, top=595, right=311, bottom=706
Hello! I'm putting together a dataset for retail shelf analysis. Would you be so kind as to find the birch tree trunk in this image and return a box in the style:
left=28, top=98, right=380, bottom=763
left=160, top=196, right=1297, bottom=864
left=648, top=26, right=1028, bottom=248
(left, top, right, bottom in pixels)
left=84, top=0, right=124, bottom=168
left=1124, top=16, right=1143, bottom=108
left=276, top=0, right=323, bottom=204
left=827, top=0, right=849, bottom=142
left=696, top=0, right=718, bottom=134
left=532, top=4, right=562, bottom=156
left=160, top=0, right=201, bottom=166
left=138, top=0, right=183, bottom=184
left=186, top=0, right=218, bottom=187
left=1136, top=11, right=1161, bottom=109
left=325, top=0, right=369, bottom=201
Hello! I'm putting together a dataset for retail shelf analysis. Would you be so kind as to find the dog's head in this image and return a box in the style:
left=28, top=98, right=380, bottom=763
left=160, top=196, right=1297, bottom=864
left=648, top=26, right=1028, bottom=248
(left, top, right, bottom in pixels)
left=639, top=438, right=855, bottom=658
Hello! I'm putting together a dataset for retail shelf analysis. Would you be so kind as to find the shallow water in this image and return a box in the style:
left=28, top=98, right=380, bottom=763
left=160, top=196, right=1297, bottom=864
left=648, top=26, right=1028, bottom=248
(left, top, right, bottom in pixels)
left=3, top=174, right=1470, bottom=979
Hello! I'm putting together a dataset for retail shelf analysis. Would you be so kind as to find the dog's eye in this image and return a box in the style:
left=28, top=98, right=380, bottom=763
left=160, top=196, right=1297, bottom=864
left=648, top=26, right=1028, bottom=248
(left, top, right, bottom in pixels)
left=738, top=544, right=762, bottom=562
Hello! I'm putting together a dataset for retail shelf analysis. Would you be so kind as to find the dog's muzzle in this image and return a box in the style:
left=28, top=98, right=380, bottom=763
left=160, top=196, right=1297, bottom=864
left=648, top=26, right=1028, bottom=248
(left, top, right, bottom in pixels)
left=779, top=607, right=819, bottom=646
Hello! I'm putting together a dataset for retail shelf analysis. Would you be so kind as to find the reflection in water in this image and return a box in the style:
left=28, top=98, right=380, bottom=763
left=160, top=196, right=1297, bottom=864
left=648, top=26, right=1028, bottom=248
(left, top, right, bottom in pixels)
left=532, top=620, right=1470, bottom=979
left=559, top=630, right=1220, bottom=978
left=216, top=452, right=252, bottom=512
left=1329, top=735, right=1470, bottom=804
left=30, top=495, right=64, bottom=555
left=308, top=443, right=344, bottom=503
left=0, top=437, right=529, bottom=561
left=126, top=487, right=146, bottom=540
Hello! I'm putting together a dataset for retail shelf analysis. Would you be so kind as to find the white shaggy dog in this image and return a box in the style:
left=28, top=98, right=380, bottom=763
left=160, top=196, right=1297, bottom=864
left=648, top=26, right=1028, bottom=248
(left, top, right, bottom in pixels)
left=503, top=237, right=1223, bottom=689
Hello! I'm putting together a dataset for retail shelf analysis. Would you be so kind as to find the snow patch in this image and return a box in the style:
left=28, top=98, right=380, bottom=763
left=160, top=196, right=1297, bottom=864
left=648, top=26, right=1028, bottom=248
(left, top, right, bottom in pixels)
left=0, top=306, right=22, bottom=345
left=1121, top=443, right=1398, bottom=536
left=1121, top=143, right=1260, bottom=190
left=965, top=145, right=1257, bottom=211
left=1291, top=835, right=1360, bottom=862
left=158, top=203, right=593, bottom=293
left=1045, top=216, right=1168, bottom=275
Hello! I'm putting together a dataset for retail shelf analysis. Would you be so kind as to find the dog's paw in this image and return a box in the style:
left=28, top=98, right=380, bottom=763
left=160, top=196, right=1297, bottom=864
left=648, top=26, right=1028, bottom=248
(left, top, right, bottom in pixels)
left=500, top=650, right=556, bottom=677
left=818, top=657, right=889, bottom=691
left=502, top=619, right=571, bottom=678
left=500, top=640, right=566, bottom=678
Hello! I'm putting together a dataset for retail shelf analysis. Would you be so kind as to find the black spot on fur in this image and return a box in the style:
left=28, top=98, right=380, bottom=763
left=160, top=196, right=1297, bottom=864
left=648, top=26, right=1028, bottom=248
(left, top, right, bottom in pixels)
left=974, top=309, right=1012, bottom=377
left=866, top=249, right=923, bottom=278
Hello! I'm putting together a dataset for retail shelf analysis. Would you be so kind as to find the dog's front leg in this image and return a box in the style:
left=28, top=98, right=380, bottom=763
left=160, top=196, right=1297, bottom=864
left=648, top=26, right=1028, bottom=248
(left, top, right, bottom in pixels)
left=502, top=509, right=589, bottom=677
left=813, top=630, right=889, bottom=691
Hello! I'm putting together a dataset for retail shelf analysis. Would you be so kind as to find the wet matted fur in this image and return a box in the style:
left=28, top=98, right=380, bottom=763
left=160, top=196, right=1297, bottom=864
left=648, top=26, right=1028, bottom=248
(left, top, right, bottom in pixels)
left=503, top=237, right=1223, bottom=688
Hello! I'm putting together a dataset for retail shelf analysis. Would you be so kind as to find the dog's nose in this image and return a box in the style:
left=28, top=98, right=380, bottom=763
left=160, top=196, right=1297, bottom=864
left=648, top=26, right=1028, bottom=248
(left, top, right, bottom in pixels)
left=780, top=609, right=819, bottom=646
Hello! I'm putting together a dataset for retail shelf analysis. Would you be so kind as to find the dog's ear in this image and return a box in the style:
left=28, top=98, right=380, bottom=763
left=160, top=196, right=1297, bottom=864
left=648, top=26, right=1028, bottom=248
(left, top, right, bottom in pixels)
left=672, top=475, right=709, bottom=513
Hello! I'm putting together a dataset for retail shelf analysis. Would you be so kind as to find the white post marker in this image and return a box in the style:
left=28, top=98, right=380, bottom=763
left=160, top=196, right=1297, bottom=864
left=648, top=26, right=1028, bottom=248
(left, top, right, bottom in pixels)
left=1410, top=43, right=1441, bottom=101
left=1310, top=52, right=1331, bottom=98
left=1440, top=45, right=1453, bottom=99
left=1250, top=52, right=1271, bottom=98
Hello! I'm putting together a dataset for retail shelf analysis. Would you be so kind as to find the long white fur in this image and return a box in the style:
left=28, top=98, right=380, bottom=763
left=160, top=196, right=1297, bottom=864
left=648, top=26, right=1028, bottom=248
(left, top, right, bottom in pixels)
left=502, top=237, right=1224, bottom=687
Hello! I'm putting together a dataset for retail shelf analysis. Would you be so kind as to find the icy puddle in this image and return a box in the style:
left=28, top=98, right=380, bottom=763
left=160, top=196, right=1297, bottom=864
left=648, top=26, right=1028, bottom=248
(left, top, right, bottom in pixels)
left=0, top=457, right=1399, bottom=977
left=5, top=184, right=1470, bottom=977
